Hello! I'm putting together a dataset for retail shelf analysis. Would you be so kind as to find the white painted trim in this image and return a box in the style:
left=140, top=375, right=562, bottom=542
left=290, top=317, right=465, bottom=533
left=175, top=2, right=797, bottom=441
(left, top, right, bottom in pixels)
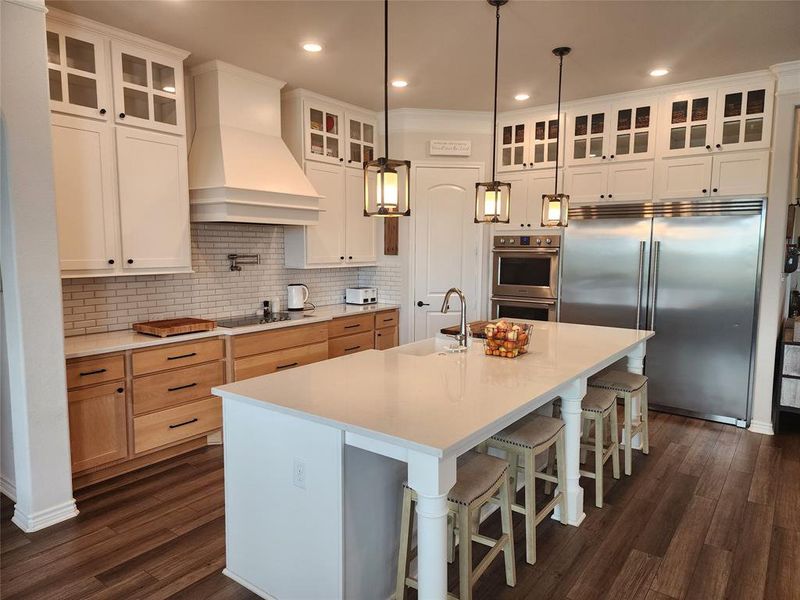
left=282, top=88, right=375, bottom=119
left=4, top=0, right=47, bottom=13
left=748, top=419, right=774, bottom=436
left=0, top=474, right=17, bottom=502
left=771, top=61, right=800, bottom=95
left=11, top=498, right=78, bottom=532
left=189, top=60, right=285, bottom=88
left=223, top=568, right=278, bottom=600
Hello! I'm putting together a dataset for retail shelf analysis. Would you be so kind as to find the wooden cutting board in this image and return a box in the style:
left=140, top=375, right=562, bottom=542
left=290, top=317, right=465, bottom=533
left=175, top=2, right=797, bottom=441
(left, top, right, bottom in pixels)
left=440, top=321, right=491, bottom=339
left=133, top=318, right=217, bottom=338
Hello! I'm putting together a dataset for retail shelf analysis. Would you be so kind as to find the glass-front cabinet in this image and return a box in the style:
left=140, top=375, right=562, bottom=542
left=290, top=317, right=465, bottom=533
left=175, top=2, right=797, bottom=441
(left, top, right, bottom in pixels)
left=304, top=100, right=345, bottom=164
left=658, top=88, right=716, bottom=157
left=111, top=41, right=184, bottom=134
left=608, top=98, right=658, bottom=161
left=497, top=119, right=529, bottom=172
left=46, top=22, right=109, bottom=120
left=530, top=113, right=564, bottom=170
left=566, top=104, right=611, bottom=165
left=345, top=112, right=376, bottom=169
left=712, top=82, right=773, bottom=152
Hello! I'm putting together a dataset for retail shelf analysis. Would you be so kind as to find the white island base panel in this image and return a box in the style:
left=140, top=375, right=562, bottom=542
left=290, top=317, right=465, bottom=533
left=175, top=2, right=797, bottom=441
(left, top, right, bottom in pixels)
left=215, top=322, right=653, bottom=599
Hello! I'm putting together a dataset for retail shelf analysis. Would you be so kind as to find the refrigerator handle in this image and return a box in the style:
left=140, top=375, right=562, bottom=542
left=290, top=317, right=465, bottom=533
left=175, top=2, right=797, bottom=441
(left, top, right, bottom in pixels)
left=636, top=241, right=646, bottom=330
left=647, top=241, right=661, bottom=331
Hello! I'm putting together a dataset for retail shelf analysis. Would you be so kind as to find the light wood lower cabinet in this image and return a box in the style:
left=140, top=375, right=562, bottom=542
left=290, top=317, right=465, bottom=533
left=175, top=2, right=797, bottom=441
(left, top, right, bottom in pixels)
left=375, top=326, right=399, bottom=350
left=134, top=396, right=221, bottom=454
left=66, top=354, right=125, bottom=389
left=234, top=341, right=328, bottom=380
left=133, top=361, right=224, bottom=415
left=68, top=381, right=128, bottom=472
left=132, top=338, right=224, bottom=375
left=329, top=330, right=374, bottom=358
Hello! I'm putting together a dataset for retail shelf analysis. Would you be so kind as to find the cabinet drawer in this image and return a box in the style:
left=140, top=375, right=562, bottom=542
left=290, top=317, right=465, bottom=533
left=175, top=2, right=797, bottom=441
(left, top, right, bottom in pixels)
left=132, top=338, right=224, bottom=376
left=328, top=314, right=374, bottom=338
left=329, top=331, right=374, bottom=358
left=375, top=326, right=399, bottom=351
left=134, top=396, right=221, bottom=454
left=133, top=361, right=224, bottom=415
left=67, top=354, right=125, bottom=390
left=233, top=323, right=328, bottom=359
left=374, top=310, right=399, bottom=329
left=234, top=342, right=328, bottom=381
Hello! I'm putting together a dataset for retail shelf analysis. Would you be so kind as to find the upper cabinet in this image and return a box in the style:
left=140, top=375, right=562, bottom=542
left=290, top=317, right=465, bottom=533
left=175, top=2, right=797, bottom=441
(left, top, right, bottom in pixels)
left=497, top=111, right=565, bottom=172
left=566, top=103, right=611, bottom=165
left=712, top=82, right=773, bottom=152
left=658, top=88, right=717, bottom=156
left=304, top=99, right=345, bottom=165
left=497, top=119, right=529, bottom=172
left=345, top=112, right=377, bottom=169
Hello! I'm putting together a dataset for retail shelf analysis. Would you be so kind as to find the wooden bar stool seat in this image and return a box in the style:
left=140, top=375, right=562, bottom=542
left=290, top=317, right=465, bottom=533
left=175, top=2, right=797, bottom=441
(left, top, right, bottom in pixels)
left=485, top=414, right=567, bottom=565
left=395, top=451, right=516, bottom=600
left=589, top=370, right=649, bottom=475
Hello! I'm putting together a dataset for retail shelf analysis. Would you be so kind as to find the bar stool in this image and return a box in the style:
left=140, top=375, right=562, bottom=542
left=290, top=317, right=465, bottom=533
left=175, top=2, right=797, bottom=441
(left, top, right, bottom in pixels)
left=395, top=451, right=516, bottom=600
left=589, top=370, right=649, bottom=475
left=550, top=388, right=620, bottom=508
left=485, top=415, right=567, bottom=565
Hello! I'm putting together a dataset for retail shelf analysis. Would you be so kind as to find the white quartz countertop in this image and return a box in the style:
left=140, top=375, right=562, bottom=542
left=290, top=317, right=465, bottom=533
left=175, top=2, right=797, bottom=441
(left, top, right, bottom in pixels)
left=63, top=303, right=399, bottom=359
left=213, top=321, right=654, bottom=457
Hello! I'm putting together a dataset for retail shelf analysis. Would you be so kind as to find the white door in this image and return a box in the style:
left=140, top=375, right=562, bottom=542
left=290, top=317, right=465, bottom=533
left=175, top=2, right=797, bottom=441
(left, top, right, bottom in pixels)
left=413, top=165, right=483, bottom=340
left=116, top=127, right=191, bottom=269
left=654, top=156, right=713, bottom=200
left=711, top=150, right=769, bottom=197
left=304, top=161, right=346, bottom=265
left=344, top=168, right=377, bottom=264
left=51, top=114, right=118, bottom=271
left=607, top=161, right=654, bottom=202
left=494, top=171, right=528, bottom=232
left=564, top=164, right=608, bottom=204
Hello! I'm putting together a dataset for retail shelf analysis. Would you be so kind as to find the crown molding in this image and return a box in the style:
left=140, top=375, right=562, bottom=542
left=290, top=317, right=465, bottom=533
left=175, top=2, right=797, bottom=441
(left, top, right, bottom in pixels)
left=3, top=0, right=46, bottom=12
left=770, top=61, right=800, bottom=95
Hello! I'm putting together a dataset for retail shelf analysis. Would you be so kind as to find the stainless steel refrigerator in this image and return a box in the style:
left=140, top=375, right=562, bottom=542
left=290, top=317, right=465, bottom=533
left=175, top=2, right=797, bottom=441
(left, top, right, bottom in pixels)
left=560, top=199, right=765, bottom=426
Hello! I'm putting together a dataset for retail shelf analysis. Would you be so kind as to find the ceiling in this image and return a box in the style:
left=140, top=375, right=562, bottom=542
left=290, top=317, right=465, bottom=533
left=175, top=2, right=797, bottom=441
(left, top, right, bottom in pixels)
left=47, top=0, right=800, bottom=112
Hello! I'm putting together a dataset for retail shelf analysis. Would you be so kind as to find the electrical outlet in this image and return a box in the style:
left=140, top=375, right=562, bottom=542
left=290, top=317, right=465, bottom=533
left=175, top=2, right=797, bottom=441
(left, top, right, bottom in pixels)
left=293, top=458, right=306, bottom=489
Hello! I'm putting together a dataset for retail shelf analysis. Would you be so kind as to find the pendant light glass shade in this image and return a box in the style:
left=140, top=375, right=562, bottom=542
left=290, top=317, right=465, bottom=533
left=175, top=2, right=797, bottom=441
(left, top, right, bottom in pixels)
left=541, top=193, right=569, bottom=227
left=475, top=181, right=511, bottom=223
left=364, top=157, right=410, bottom=216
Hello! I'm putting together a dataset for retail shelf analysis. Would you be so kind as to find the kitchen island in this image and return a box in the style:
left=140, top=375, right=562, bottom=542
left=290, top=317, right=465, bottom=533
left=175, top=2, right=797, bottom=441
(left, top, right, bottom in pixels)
left=213, top=321, right=653, bottom=600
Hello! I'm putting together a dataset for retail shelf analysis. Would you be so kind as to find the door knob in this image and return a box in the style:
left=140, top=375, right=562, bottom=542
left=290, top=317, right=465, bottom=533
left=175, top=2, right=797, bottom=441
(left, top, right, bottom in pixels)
left=416, top=301, right=430, bottom=307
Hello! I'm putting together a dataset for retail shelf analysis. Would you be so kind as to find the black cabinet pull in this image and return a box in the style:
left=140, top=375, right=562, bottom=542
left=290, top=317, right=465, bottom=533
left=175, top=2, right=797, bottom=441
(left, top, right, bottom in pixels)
left=167, top=382, right=197, bottom=392
left=167, top=352, right=197, bottom=361
left=417, top=301, right=430, bottom=307
left=376, top=332, right=382, bottom=337
left=116, top=387, right=124, bottom=394
left=340, top=256, right=345, bottom=260
left=715, top=144, right=721, bottom=149
left=169, top=418, right=198, bottom=429
left=119, top=112, right=126, bottom=119
left=608, top=194, right=614, bottom=198
left=705, top=144, right=711, bottom=150
left=345, top=345, right=361, bottom=352
left=610, top=154, right=615, bottom=159
left=108, top=259, right=115, bottom=265
left=339, top=157, right=344, bottom=162
left=344, top=324, right=361, bottom=329
left=382, top=317, right=393, bottom=322
left=523, top=162, right=527, bottom=167
left=99, top=108, right=107, bottom=115
left=80, top=368, right=107, bottom=377
left=526, top=223, right=531, bottom=227
left=600, top=194, right=605, bottom=199
left=520, top=223, right=524, bottom=227
left=276, top=362, right=299, bottom=370
left=348, top=256, right=353, bottom=260
left=712, top=187, right=718, bottom=193
left=127, top=258, right=134, bottom=264
left=702, top=188, right=708, bottom=194
left=602, top=155, right=607, bottom=160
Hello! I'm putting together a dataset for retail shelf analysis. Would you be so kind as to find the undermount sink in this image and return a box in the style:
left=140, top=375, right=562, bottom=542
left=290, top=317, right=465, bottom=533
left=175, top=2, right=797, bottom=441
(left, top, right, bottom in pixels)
left=394, top=335, right=468, bottom=357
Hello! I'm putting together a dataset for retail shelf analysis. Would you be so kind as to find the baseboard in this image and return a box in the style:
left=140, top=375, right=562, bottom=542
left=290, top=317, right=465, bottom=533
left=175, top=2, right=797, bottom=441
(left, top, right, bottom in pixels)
left=748, top=419, right=774, bottom=436
left=0, top=473, right=17, bottom=502
left=222, top=569, right=278, bottom=600
left=11, top=498, right=79, bottom=532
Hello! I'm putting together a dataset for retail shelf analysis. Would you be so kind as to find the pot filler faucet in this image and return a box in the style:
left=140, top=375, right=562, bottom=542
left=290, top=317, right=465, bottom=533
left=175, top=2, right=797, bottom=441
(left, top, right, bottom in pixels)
left=441, top=288, right=468, bottom=350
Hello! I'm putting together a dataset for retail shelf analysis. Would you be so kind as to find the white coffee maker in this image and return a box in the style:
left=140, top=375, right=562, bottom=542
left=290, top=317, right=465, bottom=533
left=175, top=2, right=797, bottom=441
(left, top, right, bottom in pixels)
left=287, top=283, right=310, bottom=311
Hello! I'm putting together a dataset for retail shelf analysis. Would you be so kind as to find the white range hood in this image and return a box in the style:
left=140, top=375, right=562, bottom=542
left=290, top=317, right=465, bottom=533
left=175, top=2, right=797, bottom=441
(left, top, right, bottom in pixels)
left=188, top=60, right=322, bottom=225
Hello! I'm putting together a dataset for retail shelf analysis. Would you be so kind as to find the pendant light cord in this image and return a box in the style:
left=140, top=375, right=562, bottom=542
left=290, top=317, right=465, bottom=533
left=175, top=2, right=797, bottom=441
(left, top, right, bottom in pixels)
left=554, top=52, right=564, bottom=195
left=490, top=3, right=500, bottom=183
left=384, top=0, right=389, bottom=159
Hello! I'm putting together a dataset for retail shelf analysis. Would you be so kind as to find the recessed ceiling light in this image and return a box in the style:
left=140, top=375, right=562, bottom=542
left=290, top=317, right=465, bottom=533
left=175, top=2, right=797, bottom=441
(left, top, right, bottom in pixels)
left=514, top=93, right=530, bottom=101
left=303, top=42, right=323, bottom=53
left=391, top=80, right=408, bottom=88
left=162, top=85, right=176, bottom=93
left=649, top=68, right=670, bottom=77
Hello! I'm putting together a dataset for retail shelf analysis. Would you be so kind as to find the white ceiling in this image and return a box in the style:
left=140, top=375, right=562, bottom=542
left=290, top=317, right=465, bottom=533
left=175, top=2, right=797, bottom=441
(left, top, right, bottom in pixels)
left=47, top=0, right=800, bottom=112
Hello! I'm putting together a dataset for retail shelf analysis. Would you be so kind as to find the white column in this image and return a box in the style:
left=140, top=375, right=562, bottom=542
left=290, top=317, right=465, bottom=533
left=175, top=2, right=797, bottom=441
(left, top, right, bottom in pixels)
left=407, top=451, right=457, bottom=600
left=626, top=341, right=646, bottom=449
left=1, top=0, right=78, bottom=531
left=553, top=378, right=586, bottom=526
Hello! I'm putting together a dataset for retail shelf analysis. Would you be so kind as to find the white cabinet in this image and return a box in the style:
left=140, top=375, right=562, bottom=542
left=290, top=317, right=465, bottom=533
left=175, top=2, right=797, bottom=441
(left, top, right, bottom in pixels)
left=345, top=112, right=376, bottom=169
left=46, top=21, right=110, bottom=121
left=304, top=100, right=345, bottom=165
left=712, top=82, right=774, bottom=152
left=564, top=165, right=608, bottom=203
left=654, top=150, right=768, bottom=200
left=51, top=114, right=118, bottom=271
left=658, top=88, right=717, bottom=157
left=566, top=103, right=611, bottom=165
left=344, top=169, right=376, bottom=263
left=608, top=98, right=658, bottom=161
left=497, top=118, right=529, bottom=172
left=497, top=112, right=565, bottom=173
left=565, top=162, right=654, bottom=204
left=115, top=128, right=191, bottom=270
left=495, top=170, right=558, bottom=231
left=299, top=161, right=347, bottom=265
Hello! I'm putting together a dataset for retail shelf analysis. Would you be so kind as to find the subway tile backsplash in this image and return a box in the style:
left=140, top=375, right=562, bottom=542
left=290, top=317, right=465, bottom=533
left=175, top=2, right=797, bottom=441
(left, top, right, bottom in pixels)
left=62, top=223, right=402, bottom=337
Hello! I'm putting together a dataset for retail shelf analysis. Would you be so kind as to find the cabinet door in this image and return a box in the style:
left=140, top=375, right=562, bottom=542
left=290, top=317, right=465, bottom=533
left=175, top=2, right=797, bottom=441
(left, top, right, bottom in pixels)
left=304, top=161, right=347, bottom=265
left=711, top=150, right=769, bottom=197
left=566, top=105, right=610, bottom=165
left=51, top=114, right=118, bottom=272
left=116, top=128, right=191, bottom=269
left=68, top=382, right=128, bottom=472
left=494, top=172, right=528, bottom=232
left=375, top=326, right=399, bottom=350
left=659, top=89, right=716, bottom=157
left=607, top=162, right=654, bottom=202
left=111, top=41, right=185, bottom=134
left=529, top=113, right=564, bottom=170
left=46, top=21, right=110, bottom=121
left=345, top=112, right=376, bottom=169
left=528, top=170, right=558, bottom=229
left=564, top=165, right=608, bottom=204
left=713, top=82, right=774, bottom=152
left=497, top=119, right=529, bottom=172
left=609, top=98, right=657, bottom=161
left=304, top=100, right=345, bottom=165
left=654, top=156, right=713, bottom=200
left=344, top=168, right=377, bottom=264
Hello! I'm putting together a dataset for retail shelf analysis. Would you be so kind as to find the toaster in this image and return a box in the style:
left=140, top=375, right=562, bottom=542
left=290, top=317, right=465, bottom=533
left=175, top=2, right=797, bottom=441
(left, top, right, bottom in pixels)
left=346, top=287, right=378, bottom=305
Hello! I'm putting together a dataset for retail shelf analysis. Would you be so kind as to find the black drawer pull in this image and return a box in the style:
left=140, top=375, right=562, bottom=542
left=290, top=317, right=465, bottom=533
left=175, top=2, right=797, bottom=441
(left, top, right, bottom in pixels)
left=79, top=368, right=107, bottom=377
left=167, top=352, right=197, bottom=361
left=168, top=382, right=197, bottom=392
left=276, top=362, right=299, bottom=370
left=382, top=318, right=393, bottom=322
left=169, top=418, right=198, bottom=429
left=345, top=345, right=361, bottom=352
left=344, top=324, right=361, bottom=329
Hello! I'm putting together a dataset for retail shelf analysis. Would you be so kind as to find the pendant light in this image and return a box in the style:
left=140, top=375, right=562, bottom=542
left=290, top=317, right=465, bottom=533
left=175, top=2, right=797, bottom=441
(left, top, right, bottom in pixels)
left=475, top=0, right=511, bottom=224
left=364, top=0, right=410, bottom=217
left=541, top=46, right=571, bottom=227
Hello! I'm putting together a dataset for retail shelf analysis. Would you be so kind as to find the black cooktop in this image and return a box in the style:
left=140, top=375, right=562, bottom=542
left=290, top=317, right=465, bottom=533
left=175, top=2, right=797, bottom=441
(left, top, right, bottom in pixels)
left=217, top=312, right=292, bottom=328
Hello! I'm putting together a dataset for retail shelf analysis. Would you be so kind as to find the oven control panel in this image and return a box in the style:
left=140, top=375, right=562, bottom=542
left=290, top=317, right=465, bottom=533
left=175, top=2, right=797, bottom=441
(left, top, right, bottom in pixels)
left=494, top=235, right=560, bottom=248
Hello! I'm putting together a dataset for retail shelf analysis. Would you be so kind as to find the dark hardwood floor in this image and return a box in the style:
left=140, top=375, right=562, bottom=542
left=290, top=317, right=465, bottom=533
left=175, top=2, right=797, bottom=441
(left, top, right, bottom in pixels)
left=1, top=410, right=798, bottom=600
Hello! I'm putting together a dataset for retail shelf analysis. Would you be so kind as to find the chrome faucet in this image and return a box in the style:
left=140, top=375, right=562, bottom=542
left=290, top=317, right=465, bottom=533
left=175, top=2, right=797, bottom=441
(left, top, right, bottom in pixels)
left=441, top=288, right=468, bottom=349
